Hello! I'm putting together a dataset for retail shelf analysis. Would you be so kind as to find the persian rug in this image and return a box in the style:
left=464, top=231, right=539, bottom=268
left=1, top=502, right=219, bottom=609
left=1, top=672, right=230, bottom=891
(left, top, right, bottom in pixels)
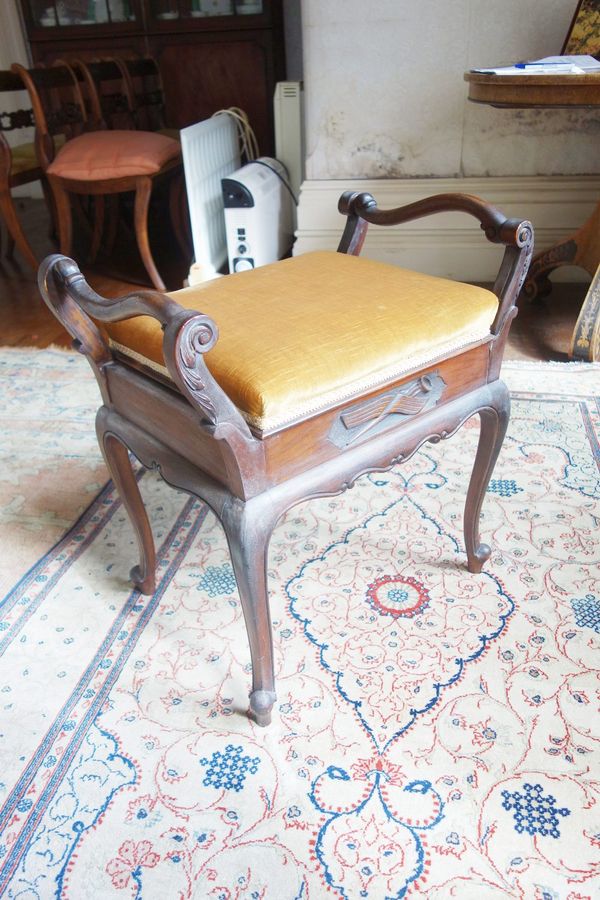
left=0, top=348, right=598, bottom=900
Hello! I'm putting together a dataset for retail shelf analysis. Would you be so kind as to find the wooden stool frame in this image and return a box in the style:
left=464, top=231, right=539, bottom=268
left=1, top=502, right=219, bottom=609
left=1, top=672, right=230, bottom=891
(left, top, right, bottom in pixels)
left=38, top=191, right=533, bottom=727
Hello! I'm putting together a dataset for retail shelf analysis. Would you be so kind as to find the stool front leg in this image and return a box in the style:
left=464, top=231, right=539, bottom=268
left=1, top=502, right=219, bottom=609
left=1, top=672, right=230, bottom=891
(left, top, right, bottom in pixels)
left=463, top=380, right=510, bottom=573
left=96, top=409, right=157, bottom=595
left=221, top=496, right=277, bottom=727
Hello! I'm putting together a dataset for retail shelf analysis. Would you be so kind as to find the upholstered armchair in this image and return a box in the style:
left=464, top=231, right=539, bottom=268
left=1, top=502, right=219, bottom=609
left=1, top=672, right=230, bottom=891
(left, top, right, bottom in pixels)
left=38, top=190, right=533, bottom=727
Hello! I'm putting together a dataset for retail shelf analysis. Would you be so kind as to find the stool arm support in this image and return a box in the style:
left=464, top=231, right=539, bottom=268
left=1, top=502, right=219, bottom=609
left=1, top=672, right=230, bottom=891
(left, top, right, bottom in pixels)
left=38, top=253, right=255, bottom=441
left=337, top=191, right=534, bottom=335
left=338, top=191, right=528, bottom=245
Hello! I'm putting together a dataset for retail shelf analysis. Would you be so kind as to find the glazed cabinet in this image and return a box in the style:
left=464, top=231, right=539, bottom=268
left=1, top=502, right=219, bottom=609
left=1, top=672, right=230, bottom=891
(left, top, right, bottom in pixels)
left=18, top=0, right=285, bottom=151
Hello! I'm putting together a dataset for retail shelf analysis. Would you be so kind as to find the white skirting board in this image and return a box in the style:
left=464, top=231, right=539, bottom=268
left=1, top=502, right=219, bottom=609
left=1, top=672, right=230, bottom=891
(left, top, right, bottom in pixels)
left=294, top=176, right=600, bottom=282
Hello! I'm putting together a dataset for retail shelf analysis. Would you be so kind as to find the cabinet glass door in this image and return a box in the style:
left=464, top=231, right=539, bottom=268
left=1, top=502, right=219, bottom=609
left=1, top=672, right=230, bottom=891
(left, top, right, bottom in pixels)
left=28, top=0, right=135, bottom=26
left=150, top=0, right=264, bottom=20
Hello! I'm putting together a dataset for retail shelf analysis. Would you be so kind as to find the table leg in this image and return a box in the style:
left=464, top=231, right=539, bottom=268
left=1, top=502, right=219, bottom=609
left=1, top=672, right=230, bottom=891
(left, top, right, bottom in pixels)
left=522, top=200, right=600, bottom=362
left=523, top=200, right=600, bottom=301
left=570, top=263, right=600, bottom=361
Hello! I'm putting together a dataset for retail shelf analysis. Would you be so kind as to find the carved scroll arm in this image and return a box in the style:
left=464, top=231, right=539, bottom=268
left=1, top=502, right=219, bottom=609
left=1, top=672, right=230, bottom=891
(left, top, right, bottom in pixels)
left=38, top=253, right=255, bottom=442
left=337, top=191, right=534, bottom=334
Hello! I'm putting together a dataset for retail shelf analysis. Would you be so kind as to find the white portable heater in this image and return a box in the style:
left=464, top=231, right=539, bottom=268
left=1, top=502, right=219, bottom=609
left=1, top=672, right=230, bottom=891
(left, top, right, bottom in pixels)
left=274, top=81, right=304, bottom=200
left=180, top=114, right=240, bottom=283
left=221, top=157, right=295, bottom=273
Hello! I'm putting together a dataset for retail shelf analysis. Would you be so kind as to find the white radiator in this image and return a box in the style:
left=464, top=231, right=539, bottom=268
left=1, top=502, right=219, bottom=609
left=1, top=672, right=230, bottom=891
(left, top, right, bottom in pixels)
left=181, top=115, right=240, bottom=283
left=274, top=81, right=304, bottom=201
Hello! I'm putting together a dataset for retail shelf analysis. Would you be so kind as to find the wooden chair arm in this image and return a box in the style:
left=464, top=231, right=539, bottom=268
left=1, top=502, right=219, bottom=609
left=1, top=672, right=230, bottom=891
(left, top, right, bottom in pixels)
left=337, top=190, right=534, bottom=335
left=37, top=253, right=254, bottom=441
left=338, top=190, right=530, bottom=246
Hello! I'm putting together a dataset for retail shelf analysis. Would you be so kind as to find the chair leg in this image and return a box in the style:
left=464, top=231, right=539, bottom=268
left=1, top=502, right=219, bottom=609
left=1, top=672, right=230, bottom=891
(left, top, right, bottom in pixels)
left=221, top=497, right=277, bottom=726
left=50, top=180, right=74, bottom=257
left=0, top=187, right=38, bottom=269
left=89, top=195, right=105, bottom=264
left=41, top=178, right=58, bottom=244
left=96, top=412, right=157, bottom=595
left=105, top=195, right=120, bottom=256
left=169, top=171, right=192, bottom=261
left=463, top=381, right=510, bottom=574
left=134, top=176, right=166, bottom=292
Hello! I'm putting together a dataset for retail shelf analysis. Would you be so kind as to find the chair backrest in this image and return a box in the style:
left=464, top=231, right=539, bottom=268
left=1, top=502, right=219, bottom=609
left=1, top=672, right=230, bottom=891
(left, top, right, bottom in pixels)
left=11, top=63, right=88, bottom=170
left=72, top=59, right=136, bottom=131
left=115, top=57, right=168, bottom=132
left=0, top=69, right=39, bottom=187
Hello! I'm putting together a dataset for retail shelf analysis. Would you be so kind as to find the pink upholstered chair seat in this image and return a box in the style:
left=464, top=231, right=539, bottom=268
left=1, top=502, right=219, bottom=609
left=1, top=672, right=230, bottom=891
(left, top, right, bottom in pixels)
left=47, top=129, right=180, bottom=181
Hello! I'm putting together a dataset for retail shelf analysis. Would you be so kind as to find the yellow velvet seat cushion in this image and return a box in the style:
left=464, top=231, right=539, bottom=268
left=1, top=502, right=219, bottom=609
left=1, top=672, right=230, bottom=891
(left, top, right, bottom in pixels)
left=8, top=141, right=38, bottom=177
left=8, top=135, right=66, bottom=179
left=107, top=251, right=499, bottom=433
left=47, top=130, right=180, bottom=181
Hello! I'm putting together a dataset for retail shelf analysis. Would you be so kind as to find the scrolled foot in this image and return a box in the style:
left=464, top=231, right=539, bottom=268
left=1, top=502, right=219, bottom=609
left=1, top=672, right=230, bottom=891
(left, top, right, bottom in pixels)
left=130, top=564, right=156, bottom=595
left=522, top=273, right=553, bottom=304
left=467, top=543, right=491, bottom=574
left=249, top=689, right=277, bottom=727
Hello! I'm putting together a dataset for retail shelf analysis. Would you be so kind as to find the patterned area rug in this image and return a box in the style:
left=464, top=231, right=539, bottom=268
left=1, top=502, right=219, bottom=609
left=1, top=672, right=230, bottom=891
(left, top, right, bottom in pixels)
left=0, top=349, right=598, bottom=899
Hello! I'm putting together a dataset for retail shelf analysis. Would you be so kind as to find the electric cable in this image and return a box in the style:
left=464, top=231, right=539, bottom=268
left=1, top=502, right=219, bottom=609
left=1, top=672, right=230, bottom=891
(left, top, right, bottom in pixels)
left=248, top=158, right=298, bottom=206
left=211, top=107, right=259, bottom=161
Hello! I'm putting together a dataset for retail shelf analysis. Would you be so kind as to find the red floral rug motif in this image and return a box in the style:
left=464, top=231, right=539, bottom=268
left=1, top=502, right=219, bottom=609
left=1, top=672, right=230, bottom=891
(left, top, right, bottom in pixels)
left=366, top=574, right=431, bottom=618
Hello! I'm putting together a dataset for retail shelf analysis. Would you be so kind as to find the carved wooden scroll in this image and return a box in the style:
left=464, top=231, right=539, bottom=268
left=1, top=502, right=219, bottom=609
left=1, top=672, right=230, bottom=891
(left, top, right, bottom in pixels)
left=328, top=372, right=446, bottom=448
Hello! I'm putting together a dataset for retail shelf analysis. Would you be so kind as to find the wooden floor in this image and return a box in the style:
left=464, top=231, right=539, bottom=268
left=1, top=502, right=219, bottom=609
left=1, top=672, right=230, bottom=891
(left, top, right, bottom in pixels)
left=0, top=198, right=589, bottom=362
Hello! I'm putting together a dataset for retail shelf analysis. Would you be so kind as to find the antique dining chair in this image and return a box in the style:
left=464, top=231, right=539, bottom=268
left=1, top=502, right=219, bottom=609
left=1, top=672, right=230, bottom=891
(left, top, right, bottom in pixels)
left=38, top=190, right=533, bottom=727
left=115, top=57, right=178, bottom=140
left=108, top=57, right=189, bottom=257
left=0, top=69, right=45, bottom=269
left=71, top=58, right=136, bottom=132
left=13, top=62, right=182, bottom=291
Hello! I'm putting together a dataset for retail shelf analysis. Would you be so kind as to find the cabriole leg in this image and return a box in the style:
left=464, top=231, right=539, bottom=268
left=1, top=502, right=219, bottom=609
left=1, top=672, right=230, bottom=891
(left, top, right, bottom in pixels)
left=221, top=498, right=277, bottom=727
left=134, top=176, right=165, bottom=292
left=463, top=382, right=510, bottom=574
left=96, top=410, right=156, bottom=595
left=0, top=187, right=38, bottom=269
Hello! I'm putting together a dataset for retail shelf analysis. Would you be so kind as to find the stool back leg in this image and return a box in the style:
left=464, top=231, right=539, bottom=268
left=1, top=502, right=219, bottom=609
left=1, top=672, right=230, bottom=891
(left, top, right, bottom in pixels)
left=96, top=409, right=157, bottom=595
left=463, top=380, right=510, bottom=573
left=221, top=496, right=278, bottom=727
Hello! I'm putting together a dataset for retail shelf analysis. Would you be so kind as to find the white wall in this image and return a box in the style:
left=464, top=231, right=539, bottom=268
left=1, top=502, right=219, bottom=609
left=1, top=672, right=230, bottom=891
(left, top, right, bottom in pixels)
left=1, top=1, right=34, bottom=150
left=302, top=0, right=599, bottom=180
left=296, top=0, right=600, bottom=280
left=0, top=0, right=29, bottom=70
